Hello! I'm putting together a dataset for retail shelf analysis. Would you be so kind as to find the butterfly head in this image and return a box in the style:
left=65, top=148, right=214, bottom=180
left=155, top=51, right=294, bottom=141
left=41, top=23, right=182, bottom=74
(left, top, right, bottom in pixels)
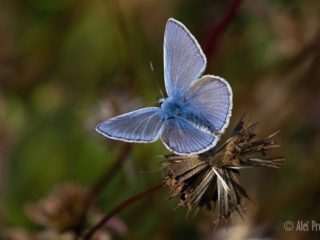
left=157, top=97, right=166, bottom=106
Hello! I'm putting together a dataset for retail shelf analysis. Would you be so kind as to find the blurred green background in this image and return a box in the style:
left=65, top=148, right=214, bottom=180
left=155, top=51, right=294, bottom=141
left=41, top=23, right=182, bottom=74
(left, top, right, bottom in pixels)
left=0, top=0, right=320, bottom=239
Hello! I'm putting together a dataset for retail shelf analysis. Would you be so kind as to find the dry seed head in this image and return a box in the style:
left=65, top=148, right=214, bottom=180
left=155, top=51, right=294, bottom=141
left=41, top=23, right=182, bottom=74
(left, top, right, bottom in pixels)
left=164, top=119, right=284, bottom=221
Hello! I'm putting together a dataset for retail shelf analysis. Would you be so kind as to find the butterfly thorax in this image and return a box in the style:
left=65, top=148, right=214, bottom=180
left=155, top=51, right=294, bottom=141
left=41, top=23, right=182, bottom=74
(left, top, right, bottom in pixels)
left=160, top=98, right=216, bottom=133
left=160, top=98, right=184, bottom=118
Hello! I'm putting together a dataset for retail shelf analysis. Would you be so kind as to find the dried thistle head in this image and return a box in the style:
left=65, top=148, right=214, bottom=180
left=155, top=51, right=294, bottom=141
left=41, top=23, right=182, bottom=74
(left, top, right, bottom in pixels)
left=3, top=228, right=32, bottom=240
left=23, top=183, right=128, bottom=239
left=164, top=118, right=284, bottom=221
left=3, top=229, right=112, bottom=240
left=25, top=183, right=87, bottom=233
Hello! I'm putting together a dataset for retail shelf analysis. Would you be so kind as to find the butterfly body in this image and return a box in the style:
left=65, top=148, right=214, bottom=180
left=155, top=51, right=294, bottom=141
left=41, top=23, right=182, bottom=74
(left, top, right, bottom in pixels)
left=160, top=97, right=188, bottom=119
left=160, top=97, right=215, bottom=133
left=96, top=18, right=233, bottom=155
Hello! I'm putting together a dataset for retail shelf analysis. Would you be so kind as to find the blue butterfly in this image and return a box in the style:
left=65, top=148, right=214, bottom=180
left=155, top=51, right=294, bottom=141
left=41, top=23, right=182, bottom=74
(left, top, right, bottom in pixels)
left=96, top=18, right=233, bottom=155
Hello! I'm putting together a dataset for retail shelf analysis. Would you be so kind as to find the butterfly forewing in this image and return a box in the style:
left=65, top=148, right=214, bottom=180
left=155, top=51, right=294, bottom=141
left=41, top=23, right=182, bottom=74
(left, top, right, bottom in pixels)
left=164, top=18, right=206, bottom=98
left=96, top=107, right=163, bottom=143
left=161, top=118, right=219, bottom=155
left=184, top=75, right=233, bottom=133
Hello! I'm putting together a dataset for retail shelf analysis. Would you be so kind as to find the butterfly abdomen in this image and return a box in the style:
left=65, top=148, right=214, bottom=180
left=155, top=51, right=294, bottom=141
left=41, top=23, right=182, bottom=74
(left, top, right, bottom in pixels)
left=184, top=110, right=216, bottom=133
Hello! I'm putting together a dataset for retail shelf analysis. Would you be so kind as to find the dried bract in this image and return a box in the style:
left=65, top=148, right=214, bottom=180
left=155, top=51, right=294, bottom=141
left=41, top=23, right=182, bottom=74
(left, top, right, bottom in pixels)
left=25, top=183, right=87, bottom=233
left=165, top=119, right=284, bottom=221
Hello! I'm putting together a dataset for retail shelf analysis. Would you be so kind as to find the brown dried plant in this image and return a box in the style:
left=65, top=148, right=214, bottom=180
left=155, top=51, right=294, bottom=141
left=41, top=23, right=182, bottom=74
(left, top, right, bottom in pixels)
left=165, top=118, right=284, bottom=222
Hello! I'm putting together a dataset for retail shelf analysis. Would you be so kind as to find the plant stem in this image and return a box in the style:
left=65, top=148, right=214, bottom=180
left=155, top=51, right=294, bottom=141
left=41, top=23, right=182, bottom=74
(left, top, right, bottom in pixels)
left=73, top=143, right=133, bottom=239
left=84, top=143, right=133, bottom=210
left=205, top=0, right=243, bottom=58
left=83, top=182, right=164, bottom=240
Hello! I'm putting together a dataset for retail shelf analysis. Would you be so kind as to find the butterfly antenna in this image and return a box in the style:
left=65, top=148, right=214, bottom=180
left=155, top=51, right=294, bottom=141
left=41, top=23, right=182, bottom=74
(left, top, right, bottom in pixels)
left=149, top=61, right=164, bottom=99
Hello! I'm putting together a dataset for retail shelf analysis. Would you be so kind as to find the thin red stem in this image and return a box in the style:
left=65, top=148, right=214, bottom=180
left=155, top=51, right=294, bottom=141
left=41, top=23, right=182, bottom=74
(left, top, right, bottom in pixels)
left=205, top=0, right=243, bottom=58
left=84, top=143, right=133, bottom=209
left=83, top=183, right=164, bottom=240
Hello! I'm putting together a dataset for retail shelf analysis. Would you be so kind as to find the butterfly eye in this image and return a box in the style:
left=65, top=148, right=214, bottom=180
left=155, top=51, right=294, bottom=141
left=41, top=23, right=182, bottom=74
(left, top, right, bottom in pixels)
left=157, top=97, right=164, bottom=106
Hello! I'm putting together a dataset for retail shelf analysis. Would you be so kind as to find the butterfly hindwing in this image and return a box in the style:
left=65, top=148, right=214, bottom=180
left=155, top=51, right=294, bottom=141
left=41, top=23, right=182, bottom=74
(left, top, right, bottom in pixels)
left=161, top=117, right=219, bottom=155
left=184, top=75, right=233, bottom=133
left=96, top=107, right=163, bottom=143
left=164, top=18, right=206, bottom=98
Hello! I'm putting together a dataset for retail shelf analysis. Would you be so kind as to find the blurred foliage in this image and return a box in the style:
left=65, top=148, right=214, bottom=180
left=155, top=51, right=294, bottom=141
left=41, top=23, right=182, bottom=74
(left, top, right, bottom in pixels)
left=0, top=0, right=320, bottom=239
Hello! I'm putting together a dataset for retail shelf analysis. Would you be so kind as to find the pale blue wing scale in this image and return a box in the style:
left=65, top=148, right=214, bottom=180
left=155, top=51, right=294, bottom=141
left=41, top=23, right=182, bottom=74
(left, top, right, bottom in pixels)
left=164, top=18, right=206, bottom=98
left=161, top=118, right=219, bottom=155
left=96, top=107, right=164, bottom=143
left=184, top=75, right=233, bottom=134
